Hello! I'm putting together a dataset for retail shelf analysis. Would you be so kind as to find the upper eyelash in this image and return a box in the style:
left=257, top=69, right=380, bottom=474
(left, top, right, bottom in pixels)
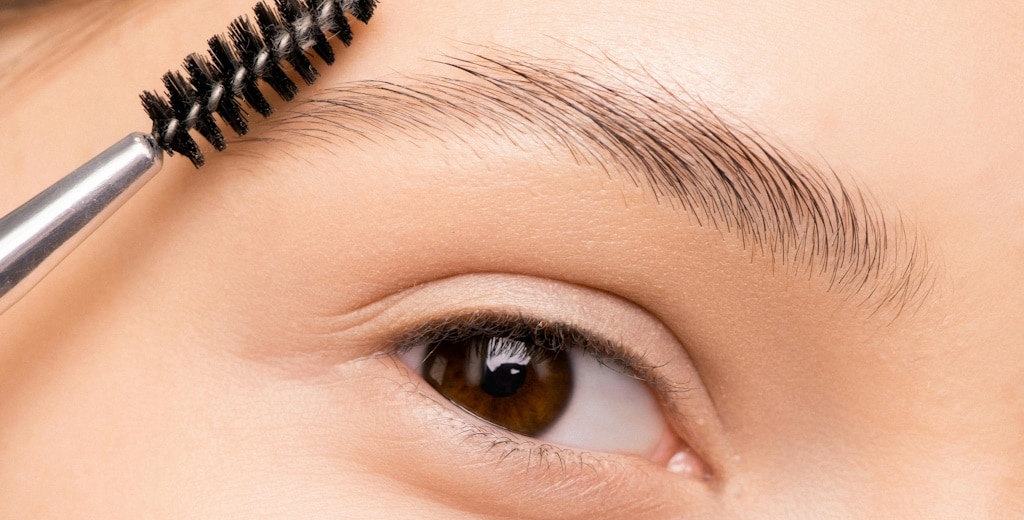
left=385, top=309, right=685, bottom=397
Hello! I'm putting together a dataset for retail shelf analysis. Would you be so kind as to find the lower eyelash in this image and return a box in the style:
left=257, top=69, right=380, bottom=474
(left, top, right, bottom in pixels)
left=362, top=353, right=710, bottom=517
left=446, top=415, right=597, bottom=473
left=390, top=355, right=641, bottom=477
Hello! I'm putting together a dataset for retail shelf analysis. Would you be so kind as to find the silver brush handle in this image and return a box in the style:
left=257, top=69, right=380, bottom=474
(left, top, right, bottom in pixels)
left=0, top=133, right=163, bottom=314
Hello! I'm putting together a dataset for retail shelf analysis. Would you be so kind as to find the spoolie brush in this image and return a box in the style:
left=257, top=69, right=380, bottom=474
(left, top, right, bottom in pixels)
left=144, top=0, right=374, bottom=167
left=0, top=0, right=377, bottom=314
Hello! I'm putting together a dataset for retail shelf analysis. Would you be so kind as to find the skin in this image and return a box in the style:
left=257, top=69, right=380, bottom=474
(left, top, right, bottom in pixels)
left=1, top=0, right=1022, bottom=517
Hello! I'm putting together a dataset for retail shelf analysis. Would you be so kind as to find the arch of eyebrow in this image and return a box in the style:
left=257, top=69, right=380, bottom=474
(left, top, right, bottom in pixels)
left=245, top=49, right=933, bottom=315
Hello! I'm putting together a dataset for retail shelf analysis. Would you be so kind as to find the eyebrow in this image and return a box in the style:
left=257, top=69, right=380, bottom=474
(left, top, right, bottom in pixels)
left=235, top=48, right=934, bottom=316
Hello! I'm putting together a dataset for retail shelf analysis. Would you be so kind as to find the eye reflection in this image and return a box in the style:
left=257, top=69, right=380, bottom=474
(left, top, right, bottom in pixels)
left=396, top=312, right=671, bottom=457
left=422, top=335, right=573, bottom=436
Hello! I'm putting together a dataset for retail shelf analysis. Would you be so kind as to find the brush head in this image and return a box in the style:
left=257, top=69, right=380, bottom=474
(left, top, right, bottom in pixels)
left=141, top=0, right=377, bottom=168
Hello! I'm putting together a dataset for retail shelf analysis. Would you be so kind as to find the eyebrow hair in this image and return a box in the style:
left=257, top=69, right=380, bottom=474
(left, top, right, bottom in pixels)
left=236, top=48, right=934, bottom=316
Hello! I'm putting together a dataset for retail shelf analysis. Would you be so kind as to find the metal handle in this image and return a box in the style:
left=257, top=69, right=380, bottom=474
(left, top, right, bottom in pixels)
left=0, top=133, right=163, bottom=314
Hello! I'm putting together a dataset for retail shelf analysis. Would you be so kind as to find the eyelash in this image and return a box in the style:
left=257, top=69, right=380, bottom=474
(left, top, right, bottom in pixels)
left=386, top=310, right=667, bottom=393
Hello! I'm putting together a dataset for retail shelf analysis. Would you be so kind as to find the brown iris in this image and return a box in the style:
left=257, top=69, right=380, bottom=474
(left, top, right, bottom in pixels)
left=422, top=335, right=573, bottom=436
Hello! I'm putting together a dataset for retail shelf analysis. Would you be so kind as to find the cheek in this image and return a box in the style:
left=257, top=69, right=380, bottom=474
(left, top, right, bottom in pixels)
left=0, top=324, right=433, bottom=517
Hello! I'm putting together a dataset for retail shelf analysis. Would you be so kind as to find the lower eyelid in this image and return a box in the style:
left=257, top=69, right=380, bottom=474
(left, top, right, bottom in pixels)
left=378, top=358, right=699, bottom=518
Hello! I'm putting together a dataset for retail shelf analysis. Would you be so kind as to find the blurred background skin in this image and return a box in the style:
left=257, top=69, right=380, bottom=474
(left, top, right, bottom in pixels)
left=0, top=0, right=1022, bottom=518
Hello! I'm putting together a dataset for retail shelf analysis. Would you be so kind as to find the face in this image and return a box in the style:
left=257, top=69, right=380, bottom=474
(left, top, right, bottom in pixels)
left=0, top=0, right=1021, bottom=517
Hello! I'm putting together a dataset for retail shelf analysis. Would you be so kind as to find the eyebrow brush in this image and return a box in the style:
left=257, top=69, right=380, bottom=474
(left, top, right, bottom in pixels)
left=0, top=0, right=376, bottom=314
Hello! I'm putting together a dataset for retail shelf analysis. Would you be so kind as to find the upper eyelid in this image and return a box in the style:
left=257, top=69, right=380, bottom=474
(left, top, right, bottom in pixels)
left=306, top=273, right=700, bottom=400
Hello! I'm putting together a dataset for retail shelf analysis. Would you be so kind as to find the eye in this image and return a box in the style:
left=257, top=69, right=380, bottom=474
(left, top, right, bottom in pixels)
left=397, top=312, right=671, bottom=458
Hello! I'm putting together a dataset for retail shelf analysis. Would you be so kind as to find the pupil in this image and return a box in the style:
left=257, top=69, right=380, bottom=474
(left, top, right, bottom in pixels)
left=481, top=362, right=528, bottom=398
left=420, top=332, right=573, bottom=436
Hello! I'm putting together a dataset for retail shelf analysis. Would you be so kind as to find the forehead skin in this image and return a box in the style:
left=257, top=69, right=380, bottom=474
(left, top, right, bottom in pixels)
left=0, top=0, right=1022, bottom=518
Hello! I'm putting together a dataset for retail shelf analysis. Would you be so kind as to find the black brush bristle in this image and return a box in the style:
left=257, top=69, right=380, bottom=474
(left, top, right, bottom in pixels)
left=348, top=0, right=377, bottom=24
left=271, top=0, right=320, bottom=83
left=231, top=16, right=298, bottom=102
left=254, top=2, right=315, bottom=88
left=160, top=72, right=207, bottom=165
left=302, top=0, right=336, bottom=63
left=140, top=90, right=174, bottom=146
left=167, top=67, right=227, bottom=153
left=141, top=0, right=375, bottom=168
left=209, top=32, right=273, bottom=120
left=186, top=52, right=249, bottom=137
left=327, top=1, right=354, bottom=47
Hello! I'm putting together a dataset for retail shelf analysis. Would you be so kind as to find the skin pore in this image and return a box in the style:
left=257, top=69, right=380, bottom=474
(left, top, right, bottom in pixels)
left=1, top=0, right=1022, bottom=518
